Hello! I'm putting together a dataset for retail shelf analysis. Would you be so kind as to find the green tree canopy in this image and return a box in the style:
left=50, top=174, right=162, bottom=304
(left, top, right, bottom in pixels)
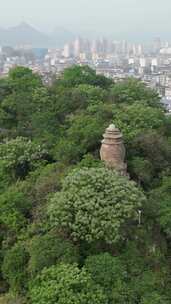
left=113, top=102, right=165, bottom=142
left=149, top=177, right=171, bottom=238
left=8, top=66, right=42, bottom=92
left=48, top=167, right=145, bottom=244
left=29, top=263, right=106, bottom=304
left=0, top=184, right=32, bottom=232
left=110, top=78, right=161, bottom=107
left=0, top=67, right=42, bottom=136
left=129, top=131, right=171, bottom=184
left=57, top=65, right=113, bottom=89
left=28, top=233, right=78, bottom=276
left=85, top=252, right=127, bottom=302
left=2, top=242, right=29, bottom=294
left=0, top=137, right=48, bottom=179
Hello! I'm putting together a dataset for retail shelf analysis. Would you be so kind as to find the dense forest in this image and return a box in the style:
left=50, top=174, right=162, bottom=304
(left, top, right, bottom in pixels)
left=0, top=65, right=171, bottom=303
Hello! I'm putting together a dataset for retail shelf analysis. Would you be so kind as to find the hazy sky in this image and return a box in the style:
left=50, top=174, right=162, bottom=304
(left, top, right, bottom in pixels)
left=1, top=0, right=171, bottom=39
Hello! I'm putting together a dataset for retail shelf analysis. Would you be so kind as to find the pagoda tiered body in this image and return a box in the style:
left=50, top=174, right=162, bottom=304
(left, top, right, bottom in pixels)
left=100, top=124, right=127, bottom=176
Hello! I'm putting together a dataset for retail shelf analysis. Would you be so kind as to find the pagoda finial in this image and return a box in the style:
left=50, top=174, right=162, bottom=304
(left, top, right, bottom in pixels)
left=108, top=124, right=116, bottom=131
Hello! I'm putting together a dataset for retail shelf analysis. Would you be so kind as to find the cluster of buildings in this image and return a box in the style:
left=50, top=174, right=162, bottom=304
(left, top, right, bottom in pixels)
left=0, top=37, right=171, bottom=112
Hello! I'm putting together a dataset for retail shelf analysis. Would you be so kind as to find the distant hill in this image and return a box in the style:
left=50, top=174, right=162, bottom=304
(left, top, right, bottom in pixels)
left=0, top=23, right=75, bottom=48
left=51, top=27, right=76, bottom=47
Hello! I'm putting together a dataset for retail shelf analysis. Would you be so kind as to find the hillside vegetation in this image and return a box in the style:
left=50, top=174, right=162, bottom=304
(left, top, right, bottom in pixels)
left=0, top=65, right=171, bottom=303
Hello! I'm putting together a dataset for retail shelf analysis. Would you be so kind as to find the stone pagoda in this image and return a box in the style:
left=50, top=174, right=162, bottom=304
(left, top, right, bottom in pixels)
left=100, top=124, right=127, bottom=176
